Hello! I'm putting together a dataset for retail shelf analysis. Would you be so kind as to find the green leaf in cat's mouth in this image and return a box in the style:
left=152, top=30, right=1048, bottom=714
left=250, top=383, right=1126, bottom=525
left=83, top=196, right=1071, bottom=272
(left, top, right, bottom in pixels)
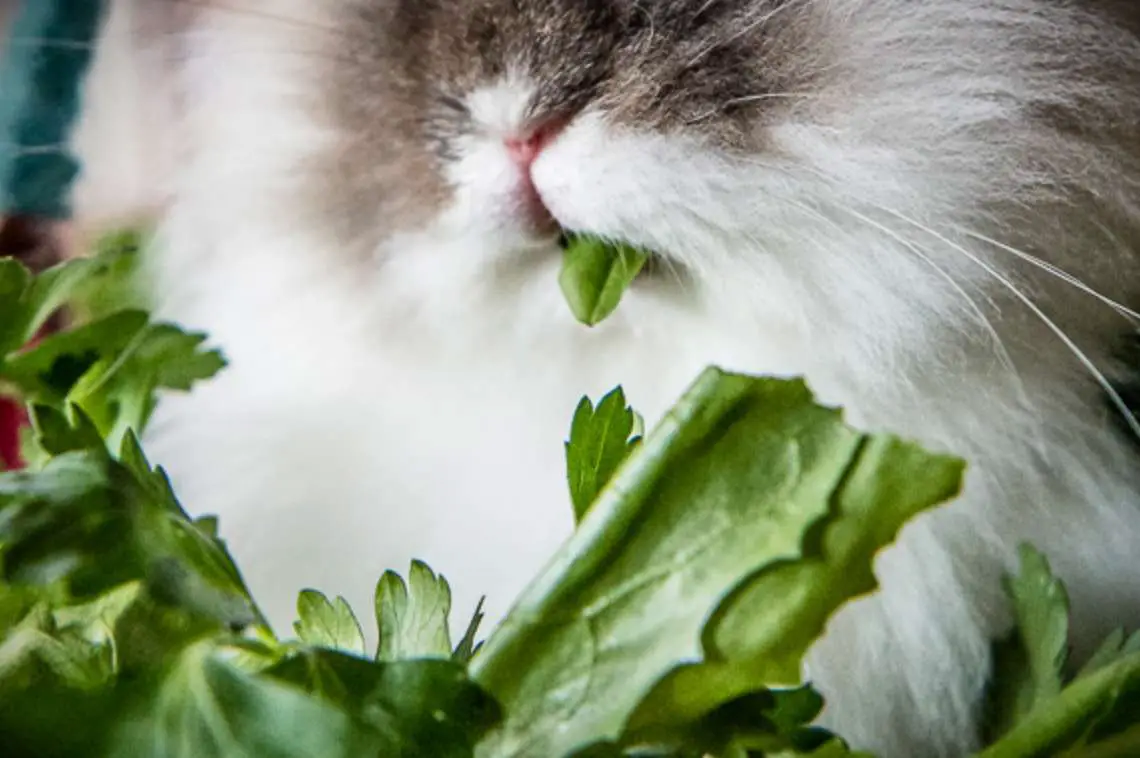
left=557, top=231, right=653, bottom=327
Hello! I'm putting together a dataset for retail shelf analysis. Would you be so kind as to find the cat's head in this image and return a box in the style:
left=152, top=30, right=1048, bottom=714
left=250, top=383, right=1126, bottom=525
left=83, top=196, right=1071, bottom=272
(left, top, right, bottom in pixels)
left=219, top=0, right=1140, bottom=359
left=323, top=1, right=820, bottom=251
left=316, top=0, right=841, bottom=301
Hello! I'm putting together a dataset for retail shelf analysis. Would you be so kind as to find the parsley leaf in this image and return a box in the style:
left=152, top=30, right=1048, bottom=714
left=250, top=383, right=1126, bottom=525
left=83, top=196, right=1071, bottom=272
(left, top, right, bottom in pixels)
left=453, top=597, right=487, bottom=665
left=68, top=321, right=225, bottom=452
left=0, top=258, right=31, bottom=356
left=0, top=420, right=258, bottom=630
left=1078, top=628, right=1140, bottom=680
left=0, top=247, right=223, bottom=457
left=558, top=235, right=649, bottom=327
left=0, top=642, right=387, bottom=758
left=1006, top=543, right=1071, bottom=702
left=974, top=646, right=1140, bottom=758
left=375, top=560, right=453, bottom=662
left=267, top=651, right=501, bottom=757
left=3, top=310, right=151, bottom=403
left=985, top=543, right=1071, bottom=740
left=293, top=590, right=366, bottom=656
left=565, top=386, right=642, bottom=522
left=0, top=255, right=104, bottom=357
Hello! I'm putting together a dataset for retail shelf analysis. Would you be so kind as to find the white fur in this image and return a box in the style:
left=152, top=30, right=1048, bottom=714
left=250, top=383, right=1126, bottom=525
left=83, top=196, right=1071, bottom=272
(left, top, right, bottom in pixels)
left=69, top=2, right=1140, bottom=756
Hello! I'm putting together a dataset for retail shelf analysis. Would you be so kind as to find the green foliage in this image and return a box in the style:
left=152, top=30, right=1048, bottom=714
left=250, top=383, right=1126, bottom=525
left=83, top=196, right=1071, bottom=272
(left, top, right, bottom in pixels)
left=0, top=238, right=223, bottom=460
left=558, top=234, right=649, bottom=327
left=294, top=590, right=367, bottom=656
left=375, top=560, right=454, bottom=662
left=985, top=544, right=1072, bottom=740
left=472, top=370, right=963, bottom=757
left=977, top=548, right=1140, bottom=758
left=0, top=242, right=498, bottom=758
left=565, top=386, right=642, bottom=521
left=0, top=232, right=1137, bottom=758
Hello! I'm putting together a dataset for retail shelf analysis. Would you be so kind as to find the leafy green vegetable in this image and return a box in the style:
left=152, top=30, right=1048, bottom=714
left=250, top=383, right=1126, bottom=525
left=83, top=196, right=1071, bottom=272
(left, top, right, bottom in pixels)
left=1078, top=628, right=1140, bottom=680
left=4, top=310, right=150, bottom=401
left=4, top=629, right=500, bottom=758
left=111, top=645, right=381, bottom=758
left=1, top=642, right=389, bottom=758
left=453, top=597, right=487, bottom=665
left=0, top=255, right=96, bottom=357
left=72, top=228, right=149, bottom=318
left=0, top=247, right=502, bottom=758
left=265, top=651, right=502, bottom=757
left=3, top=228, right=1140, bottom=758
left=5, top=317, right=225, bottom=454
left=0, top=599, right=113, bottom=691
left=1007, top=544, right=1071, bottom=700
left=1, top=239, right=224, bottom=460
left=559, top=234, right=649, bottom=327
left=985, top=544, right=1072, bottom=740
left=975, top=647, right=1140, bottom=758
left=0, top=428, right=259, bottom=629
left=0, top=258, right=31, bottom=355
left=565, top=386, right=642, bottom=522
left=977, top=546, right=1140, bottom=758
left=294, top=589, right=366, bottom=656
left=376, top=559, right=455, bottom=662
left=471, top=368, right=964, bottom=757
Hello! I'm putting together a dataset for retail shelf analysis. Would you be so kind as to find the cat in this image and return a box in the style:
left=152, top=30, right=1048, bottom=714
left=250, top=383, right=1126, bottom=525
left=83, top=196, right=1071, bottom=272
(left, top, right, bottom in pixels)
left=54, top=0, right=1140, bottom=755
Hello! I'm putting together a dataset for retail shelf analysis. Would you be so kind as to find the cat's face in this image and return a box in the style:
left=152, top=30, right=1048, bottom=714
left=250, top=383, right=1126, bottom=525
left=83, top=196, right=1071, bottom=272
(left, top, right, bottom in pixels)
left=317, top=0, right=829, bottom=296
left=286, top=0, right=1140, bottom=363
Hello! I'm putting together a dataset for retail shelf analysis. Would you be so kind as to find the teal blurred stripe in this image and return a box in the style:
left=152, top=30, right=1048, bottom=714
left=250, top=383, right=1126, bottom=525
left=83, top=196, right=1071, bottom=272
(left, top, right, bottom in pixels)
left=0, top=0, right=107, bottom=219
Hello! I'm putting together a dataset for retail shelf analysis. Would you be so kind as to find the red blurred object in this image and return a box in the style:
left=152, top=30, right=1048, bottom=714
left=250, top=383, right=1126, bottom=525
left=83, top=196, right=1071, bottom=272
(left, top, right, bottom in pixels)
left=0, top=395, right=27, bottom=470
left=0, top=327, right=51, bottom=471
left=0, top=215, right=66, bottom=470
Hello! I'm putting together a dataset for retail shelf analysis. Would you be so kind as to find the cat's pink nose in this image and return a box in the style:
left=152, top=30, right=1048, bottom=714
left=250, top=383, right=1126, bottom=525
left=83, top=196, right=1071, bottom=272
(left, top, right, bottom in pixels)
left=504, top=120, right=564, bottom=170
left=505, top=133, right=546, bottom=169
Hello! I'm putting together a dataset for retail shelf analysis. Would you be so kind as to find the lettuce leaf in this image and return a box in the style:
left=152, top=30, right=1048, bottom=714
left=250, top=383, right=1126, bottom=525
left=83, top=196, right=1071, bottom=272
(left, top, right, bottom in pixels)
left=471, top=369, right=964, bottom=757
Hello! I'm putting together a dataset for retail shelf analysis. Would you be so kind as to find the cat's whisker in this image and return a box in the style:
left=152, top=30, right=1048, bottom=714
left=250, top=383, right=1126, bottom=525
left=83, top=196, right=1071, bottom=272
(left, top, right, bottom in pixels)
left=956, top=227, right=1140, bottom=323
left=872, top=205, right=1140, bottom=441
left=685, top=91, right=819, bottom=125
left=722, top=92, right=820, bottom=107
left=824, top=203, right=1033, bottom=414
left=693, top=0, right=724, bottom=22
left=655, top=253, right=692, bottom=294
